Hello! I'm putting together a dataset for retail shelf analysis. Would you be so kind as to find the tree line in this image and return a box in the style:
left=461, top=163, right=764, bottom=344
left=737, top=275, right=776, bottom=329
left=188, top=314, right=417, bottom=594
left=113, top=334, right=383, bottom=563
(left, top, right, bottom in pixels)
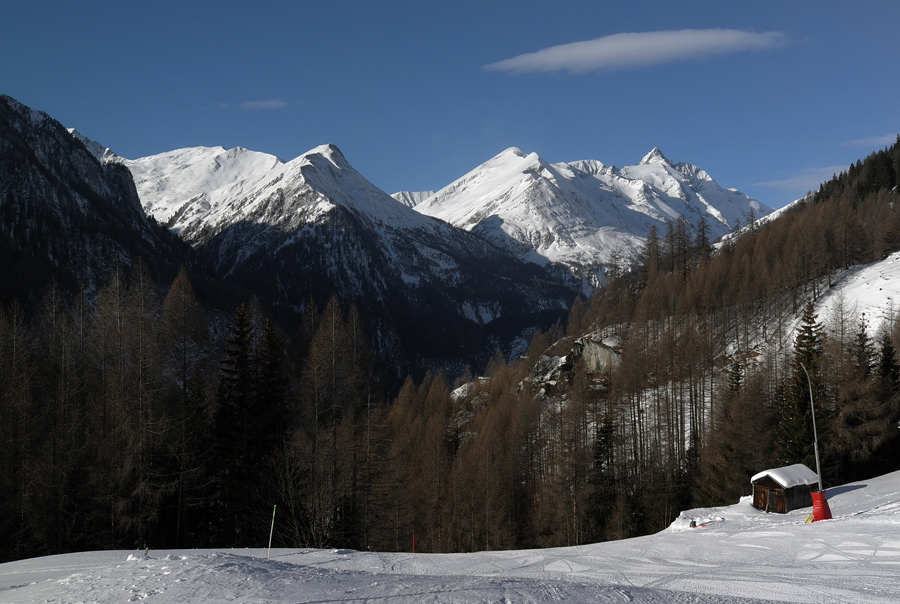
left=0, top=258, right=381, bottom=561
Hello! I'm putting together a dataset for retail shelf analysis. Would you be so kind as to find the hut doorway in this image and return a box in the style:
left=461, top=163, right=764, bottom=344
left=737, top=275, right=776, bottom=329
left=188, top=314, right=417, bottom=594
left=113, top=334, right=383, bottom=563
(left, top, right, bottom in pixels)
left=753, top=486, right=786, bottom=514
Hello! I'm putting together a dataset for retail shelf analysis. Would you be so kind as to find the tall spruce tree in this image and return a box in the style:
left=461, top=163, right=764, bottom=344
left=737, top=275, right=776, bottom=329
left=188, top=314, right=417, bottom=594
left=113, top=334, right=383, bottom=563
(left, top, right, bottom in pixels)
left=214, top=304, right=291, bottom=547
left=775, top=301, right=826, bottom=470
left=877, top=331, right=900, bottom=396
left=213, top=303, right=257, bottom=544
left=832, top=327, right=900, bottom=482
left=851, top=316, right=875, bottom=380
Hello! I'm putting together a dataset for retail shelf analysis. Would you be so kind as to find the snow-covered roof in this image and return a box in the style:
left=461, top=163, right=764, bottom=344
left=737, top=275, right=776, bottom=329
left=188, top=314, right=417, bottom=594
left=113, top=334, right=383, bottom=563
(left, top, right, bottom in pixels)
left=751, top=464, right=819, bottom=488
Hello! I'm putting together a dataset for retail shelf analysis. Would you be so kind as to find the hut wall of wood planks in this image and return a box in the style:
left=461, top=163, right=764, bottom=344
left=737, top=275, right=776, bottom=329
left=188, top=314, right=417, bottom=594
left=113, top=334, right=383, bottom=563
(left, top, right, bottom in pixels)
left=750, top=464, right=819, bottom=514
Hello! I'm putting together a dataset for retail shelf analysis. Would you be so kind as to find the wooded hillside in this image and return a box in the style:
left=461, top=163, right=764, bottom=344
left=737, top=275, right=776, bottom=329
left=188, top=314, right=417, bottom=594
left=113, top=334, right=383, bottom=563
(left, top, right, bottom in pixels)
left=1, top=140, right=899, bottom=561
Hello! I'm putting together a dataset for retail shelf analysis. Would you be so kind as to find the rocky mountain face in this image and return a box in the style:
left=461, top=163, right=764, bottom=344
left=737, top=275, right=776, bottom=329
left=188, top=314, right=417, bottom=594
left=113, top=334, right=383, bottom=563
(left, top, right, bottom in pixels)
left=0, top=95, right=191, bottom=304
left=117, top=142, right=575, bottom=375
left=408, top=147, right=772, bottom=291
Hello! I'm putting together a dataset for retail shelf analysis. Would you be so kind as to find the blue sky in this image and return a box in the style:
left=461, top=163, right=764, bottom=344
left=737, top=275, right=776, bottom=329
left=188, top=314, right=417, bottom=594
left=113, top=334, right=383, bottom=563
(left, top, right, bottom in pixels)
left=3, top=0, right=898, bottom=208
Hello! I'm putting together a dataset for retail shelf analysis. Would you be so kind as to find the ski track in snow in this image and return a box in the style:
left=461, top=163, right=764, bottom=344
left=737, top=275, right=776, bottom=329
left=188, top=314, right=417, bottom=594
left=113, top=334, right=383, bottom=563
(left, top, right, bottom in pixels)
left=2, top=471, right=900, bottom=603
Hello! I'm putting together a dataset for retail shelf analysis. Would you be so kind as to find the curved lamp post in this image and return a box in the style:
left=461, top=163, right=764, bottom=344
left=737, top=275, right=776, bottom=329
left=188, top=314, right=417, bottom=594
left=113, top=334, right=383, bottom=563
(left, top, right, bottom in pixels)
left=799, top=362, right=823, bottom=491
left=800, top=362, right=832, bottom=520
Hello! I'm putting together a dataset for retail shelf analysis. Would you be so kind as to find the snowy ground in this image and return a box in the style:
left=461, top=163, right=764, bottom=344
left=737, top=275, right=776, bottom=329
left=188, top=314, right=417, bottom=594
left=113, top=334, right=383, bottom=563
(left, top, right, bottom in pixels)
left=817, top=250, right=900, bottom=334
left=1, top=470, right=899, bottom=603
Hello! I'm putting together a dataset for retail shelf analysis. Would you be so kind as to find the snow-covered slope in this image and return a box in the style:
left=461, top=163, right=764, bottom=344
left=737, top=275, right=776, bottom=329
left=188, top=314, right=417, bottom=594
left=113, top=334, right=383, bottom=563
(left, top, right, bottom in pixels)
left=812, top=250, right=900, bottom=334
left=122, top=145, right=287, bottom=239
left=3, top=469, right=898, bottom=603
left=392, top=189, right=434, bottom=208
left=123, top=143, right=477, bottom=253
left=123, top=143, right=441, bottom=246
left=413, top=147, right=772, bottom=287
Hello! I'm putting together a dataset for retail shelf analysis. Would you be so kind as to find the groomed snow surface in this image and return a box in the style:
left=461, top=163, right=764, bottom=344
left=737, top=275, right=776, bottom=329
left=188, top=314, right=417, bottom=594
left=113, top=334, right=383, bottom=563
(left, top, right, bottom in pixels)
left=2, top=471, right=899, bottom=603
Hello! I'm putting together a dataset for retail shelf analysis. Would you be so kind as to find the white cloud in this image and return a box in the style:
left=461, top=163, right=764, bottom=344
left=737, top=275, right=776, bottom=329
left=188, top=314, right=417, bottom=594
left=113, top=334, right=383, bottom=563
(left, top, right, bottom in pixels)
left=754, top=165, right=848, bottom=192
left=484, top=29, right=787, bottom=74
left=240, top=99, right=289, bottom=110
left=846, top=133, right=899, bottom=148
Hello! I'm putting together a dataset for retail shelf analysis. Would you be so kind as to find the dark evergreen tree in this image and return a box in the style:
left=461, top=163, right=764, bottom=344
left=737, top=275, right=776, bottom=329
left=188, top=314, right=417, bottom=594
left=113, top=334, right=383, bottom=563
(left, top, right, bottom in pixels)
left=774, top=302, right=826, bottom=470
left=868, top=328, right=900, bottom=475
left=727, top=358, right=743, bottom=401
left=851, top=316, right=875, bottom=380
left=213, top=303, right=258, bottom=545
left=258, top=318, right=289, bottom=432
left=876, top=330, right=900, bottom=395
left=587, top=409, right=618, bottom=540
left=832, top=326, right=900, bottom=482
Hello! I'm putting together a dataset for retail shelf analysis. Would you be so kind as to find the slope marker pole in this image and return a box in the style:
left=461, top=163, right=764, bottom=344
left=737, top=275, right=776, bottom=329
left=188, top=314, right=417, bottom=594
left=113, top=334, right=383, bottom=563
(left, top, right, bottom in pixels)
left=267, top=504, right=277, bottom=560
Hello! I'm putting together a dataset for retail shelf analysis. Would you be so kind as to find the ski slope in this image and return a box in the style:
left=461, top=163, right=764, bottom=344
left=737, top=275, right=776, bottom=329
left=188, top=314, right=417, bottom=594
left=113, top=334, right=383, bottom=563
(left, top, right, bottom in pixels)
left=1, top=470, right=898, bottom=603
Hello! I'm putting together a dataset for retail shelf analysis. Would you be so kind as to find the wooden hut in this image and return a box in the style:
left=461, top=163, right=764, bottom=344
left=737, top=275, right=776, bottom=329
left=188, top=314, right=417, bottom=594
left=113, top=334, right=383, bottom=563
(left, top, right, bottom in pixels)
left=750, top=464, right=819, bottom=514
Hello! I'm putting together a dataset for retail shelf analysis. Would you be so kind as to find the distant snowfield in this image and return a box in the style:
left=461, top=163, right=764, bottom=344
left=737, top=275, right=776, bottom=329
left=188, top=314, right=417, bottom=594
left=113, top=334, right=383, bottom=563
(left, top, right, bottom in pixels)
left=2, top=470, right=899, bottom=603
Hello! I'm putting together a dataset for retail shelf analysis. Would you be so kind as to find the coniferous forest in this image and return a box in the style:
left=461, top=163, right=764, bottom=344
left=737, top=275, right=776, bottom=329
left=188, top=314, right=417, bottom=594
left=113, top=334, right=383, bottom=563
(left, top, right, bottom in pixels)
left=1, top=139, right=900, bottom=562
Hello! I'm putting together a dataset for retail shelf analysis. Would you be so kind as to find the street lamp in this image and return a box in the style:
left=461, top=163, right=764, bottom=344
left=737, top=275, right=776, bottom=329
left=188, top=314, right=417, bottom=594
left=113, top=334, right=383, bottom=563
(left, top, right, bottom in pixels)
left=800, top=361, right=832, bottom=520
left=800, top=362, right=823, bottom=491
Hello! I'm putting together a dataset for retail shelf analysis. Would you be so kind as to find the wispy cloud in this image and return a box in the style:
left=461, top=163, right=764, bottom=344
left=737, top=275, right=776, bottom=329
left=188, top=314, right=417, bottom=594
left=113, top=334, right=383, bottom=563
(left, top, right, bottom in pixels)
left=754, top=165, right=848, bottom=192
left=240, top=99, right=290, bottom=110
left=484, top=29, right=787, bottom=74
left=845, top=133, right=899, bottom=148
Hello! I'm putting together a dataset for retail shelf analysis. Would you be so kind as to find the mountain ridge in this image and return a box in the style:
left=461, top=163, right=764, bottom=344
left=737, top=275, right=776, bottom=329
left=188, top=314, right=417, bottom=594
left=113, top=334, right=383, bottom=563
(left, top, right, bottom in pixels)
left=0, top=93, right=774, bottom=373
left=408, top=145, right=771, bottom=290
left=103, top=131, right=576, bottom=373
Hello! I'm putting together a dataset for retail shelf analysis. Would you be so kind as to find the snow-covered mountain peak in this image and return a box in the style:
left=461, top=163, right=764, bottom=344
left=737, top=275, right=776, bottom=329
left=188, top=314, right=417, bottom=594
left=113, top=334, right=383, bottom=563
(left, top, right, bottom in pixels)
left=284, top=143, right=434, bottom=229
left=639, top=147, right=672, bottom=166
left=567, top=159, right=611, bottom=176
left=300, top=142, right=345, bottom=165
left=122, top=145, right=287, bottom=233
left=414, top=147, right=773, bottom=290
left=499, top=146, right=527, bottom=159
left=477, top=147, right=567, bottom=178
left=124, top=141, right=441, bottom=246
left=475, top=147, right=537, bottom=173
left=292, top=143, right=367, bottom=182
left=111, top=137, right=574, bottom=366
